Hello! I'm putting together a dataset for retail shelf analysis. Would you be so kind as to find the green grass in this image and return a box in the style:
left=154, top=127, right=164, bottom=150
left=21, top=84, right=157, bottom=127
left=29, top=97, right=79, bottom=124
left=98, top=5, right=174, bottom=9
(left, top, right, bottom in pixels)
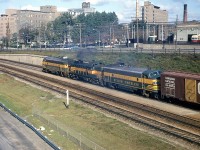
left=0, top=74, right=186, bottom=150
left=76, top=52, right=200, bottom=73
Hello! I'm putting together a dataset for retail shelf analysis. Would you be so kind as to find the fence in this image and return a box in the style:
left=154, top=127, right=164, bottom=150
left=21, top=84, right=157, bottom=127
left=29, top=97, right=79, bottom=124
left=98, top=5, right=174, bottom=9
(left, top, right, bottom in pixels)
left=94, top=47, right=200, bottom=54
left=34, top=114, right=106, bottom=150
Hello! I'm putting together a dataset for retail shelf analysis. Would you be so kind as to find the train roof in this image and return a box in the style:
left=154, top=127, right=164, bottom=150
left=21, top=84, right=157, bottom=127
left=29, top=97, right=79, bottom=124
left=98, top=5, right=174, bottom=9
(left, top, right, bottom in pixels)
left=103, top=65, right=161, bottom=78
left=161, top=71, right=200, bottom=80
left=103, top=65, right=148, bottom=77
left=71, top=60, right=102, bottom=70
left=43, top=56, right=70, bottom=64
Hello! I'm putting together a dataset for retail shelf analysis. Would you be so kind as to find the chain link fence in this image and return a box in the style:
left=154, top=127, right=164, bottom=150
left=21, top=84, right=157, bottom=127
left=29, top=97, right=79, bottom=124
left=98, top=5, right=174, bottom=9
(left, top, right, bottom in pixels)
left=34, top=114, right=106, bottom=150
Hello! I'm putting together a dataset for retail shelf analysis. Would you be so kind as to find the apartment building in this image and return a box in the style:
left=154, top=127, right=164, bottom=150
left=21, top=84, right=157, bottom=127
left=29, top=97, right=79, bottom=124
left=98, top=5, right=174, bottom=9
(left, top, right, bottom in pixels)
left=142, top=1, right=168, bottom=23
left=0, top=9, right=17, bottom=39
left=16, top=6, right=60, bottom=30
left=0, top=6, right=60, bottom=39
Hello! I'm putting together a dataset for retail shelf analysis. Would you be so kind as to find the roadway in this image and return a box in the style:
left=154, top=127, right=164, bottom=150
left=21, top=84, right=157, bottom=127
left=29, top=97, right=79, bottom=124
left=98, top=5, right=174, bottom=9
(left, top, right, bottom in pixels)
left=0, top=108, right=53, bottom=150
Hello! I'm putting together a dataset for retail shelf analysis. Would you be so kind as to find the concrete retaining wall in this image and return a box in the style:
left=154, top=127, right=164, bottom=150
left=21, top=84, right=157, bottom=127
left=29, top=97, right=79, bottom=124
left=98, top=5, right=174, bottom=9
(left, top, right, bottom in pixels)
left=0, top=54, right=45, bottom=66
left=140, top=44, right=200, bottom=50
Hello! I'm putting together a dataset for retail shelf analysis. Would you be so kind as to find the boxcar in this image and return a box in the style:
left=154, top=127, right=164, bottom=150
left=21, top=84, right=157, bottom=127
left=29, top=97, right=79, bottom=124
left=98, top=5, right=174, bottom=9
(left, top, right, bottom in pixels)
left=161, top=71, right=200, bottom=104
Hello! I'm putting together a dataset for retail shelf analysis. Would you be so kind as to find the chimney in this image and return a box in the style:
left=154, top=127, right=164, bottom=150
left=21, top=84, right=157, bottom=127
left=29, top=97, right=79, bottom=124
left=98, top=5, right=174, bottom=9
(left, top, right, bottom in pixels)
left=183, top=4, right=187, bottom=23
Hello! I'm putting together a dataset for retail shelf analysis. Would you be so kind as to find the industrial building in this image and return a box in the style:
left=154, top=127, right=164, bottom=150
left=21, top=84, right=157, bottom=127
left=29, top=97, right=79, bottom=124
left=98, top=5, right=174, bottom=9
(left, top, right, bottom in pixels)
left=177, top=23, right=200, bottom=43
left=176, top=4, right=200, bottom=43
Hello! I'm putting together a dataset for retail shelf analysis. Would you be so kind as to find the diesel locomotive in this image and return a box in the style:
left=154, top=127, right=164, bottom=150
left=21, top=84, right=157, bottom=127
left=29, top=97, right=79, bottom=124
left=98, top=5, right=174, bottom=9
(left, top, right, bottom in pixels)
left=42, top=56, right=161, bottom=99
left=42, top=56, right=200, bottom=104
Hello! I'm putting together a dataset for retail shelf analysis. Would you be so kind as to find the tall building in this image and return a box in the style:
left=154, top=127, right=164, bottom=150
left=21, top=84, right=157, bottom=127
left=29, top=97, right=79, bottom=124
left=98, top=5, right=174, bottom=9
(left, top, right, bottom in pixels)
left=0, top=6, right=60, bottom=39
left=142, top=1, right=168, bottom=23
left=40, top=5, right=57, bottom=13
left=0, top=9, right=17, bottom=39
left=68, top=2, right=95, bottom=17
left=16, top=6, right=60, bottom=30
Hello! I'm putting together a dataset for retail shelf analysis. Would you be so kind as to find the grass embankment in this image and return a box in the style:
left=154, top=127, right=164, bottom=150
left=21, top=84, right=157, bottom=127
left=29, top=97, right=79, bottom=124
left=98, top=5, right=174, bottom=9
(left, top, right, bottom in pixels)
left=1, top=50, right=199, bottom=73
left=75, top=51, right=200, bottom=73
left=0, top=74, right=186, bottom=150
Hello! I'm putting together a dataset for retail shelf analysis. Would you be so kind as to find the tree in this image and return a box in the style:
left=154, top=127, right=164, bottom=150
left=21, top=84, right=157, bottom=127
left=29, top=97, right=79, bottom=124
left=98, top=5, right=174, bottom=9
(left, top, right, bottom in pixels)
left=46, top=13, right=75, bottom=44
left=74, top=11, right=118, bottom=45
left=46, top=11, right=119, bottom=45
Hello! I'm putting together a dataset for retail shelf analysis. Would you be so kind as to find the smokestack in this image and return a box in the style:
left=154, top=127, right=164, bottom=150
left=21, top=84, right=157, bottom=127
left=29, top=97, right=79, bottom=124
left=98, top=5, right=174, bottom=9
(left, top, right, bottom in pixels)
left=183, top=4, right=187, bottom=23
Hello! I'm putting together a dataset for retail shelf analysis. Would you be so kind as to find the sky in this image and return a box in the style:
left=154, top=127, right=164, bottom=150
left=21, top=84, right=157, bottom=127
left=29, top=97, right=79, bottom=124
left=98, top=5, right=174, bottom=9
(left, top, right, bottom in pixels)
left=0, top=0, right=200, bottom=23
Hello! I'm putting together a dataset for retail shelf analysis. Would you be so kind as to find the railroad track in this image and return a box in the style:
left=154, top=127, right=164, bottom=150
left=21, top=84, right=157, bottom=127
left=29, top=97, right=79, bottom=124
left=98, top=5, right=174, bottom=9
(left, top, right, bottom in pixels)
left=0, top=61, right=200, bottom=149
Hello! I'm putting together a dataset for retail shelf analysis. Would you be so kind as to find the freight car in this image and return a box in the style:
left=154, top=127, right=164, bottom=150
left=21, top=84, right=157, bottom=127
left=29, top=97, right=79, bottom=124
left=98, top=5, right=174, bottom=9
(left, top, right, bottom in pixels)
left=102, top=65, right=161, bottom=99
left=161, top=71, right=200, bottom=104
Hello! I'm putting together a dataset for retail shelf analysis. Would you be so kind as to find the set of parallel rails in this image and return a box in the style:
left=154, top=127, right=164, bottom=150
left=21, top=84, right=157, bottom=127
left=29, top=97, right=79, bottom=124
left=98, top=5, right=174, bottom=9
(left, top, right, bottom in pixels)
left=0, top=61, right=200, bottom=149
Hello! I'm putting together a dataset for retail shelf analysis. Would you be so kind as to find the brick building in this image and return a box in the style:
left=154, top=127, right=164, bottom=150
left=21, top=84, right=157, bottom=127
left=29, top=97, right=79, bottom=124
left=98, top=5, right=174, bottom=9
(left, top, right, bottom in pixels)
left=142, top=1, right=168, bottom=23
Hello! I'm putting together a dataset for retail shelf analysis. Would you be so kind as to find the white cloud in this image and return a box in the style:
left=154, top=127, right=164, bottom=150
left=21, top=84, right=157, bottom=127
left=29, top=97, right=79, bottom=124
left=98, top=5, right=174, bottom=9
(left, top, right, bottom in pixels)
left=58, top=7, right=68, bottom=12
left=21, top=5, right=40, bottom=11
left=87, top=0, right=110, bottom=6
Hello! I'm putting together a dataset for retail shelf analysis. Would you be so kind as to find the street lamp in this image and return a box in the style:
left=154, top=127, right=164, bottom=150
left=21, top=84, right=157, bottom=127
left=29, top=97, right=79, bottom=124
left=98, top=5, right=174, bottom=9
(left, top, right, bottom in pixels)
left=110, top=20, right=117, bottom=48
left=76, top=23, right=83, bottom=48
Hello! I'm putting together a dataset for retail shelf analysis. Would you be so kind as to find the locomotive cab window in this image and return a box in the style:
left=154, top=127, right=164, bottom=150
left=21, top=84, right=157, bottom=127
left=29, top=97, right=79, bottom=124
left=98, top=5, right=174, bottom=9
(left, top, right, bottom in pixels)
left=149, top=71, right=160, bottom=78
left=143, top=75, right=148, bottom=79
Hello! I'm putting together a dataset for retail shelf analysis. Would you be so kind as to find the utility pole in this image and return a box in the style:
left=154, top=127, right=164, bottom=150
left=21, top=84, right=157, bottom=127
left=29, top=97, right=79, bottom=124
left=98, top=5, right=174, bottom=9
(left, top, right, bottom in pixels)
left=39, top=21, right=41, bottom=49
left=132, top=24, right=133, bottom=39
left=126, top=24, right=129, bottom=47
left=98, top=30, right=100, bottom=48
left=109, top=20, right=117, bottom=49
left=136, top=0, right=139, bottom=51
left=146, top=23, right=148, bottom=42
left=109, top=25, right=112, bottom=50
left=6, top=21, right=10, bottom=49
left=162, top=24, right=164, bottom=41
left=44, top=25, right=47, bottom=49
left=143, top=26, right=145, bottom=42
left=175, top=15, right=178, bottom=51
left=76, top=23, right=83, bottom=47
left=80, top=24, right=82, bottom=48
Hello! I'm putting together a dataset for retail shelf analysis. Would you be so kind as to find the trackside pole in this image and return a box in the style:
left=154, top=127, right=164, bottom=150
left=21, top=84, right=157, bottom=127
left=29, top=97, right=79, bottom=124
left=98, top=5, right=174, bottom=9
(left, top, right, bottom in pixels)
left=66, top=90, right=69, bottom=108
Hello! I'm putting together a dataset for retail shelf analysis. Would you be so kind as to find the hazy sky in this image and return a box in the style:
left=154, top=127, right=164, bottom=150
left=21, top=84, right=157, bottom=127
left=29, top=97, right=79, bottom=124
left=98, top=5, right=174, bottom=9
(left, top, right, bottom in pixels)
left=0, top=0, right=200, bottom=23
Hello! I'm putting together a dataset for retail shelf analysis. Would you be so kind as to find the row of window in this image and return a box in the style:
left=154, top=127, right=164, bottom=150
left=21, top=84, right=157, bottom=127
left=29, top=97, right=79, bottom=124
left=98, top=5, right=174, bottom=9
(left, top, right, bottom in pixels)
left=74, top=70, right=88, bottom=75
left=19, top=13, right=54, bottom=18
left=0, top=18, right=15, bottom=21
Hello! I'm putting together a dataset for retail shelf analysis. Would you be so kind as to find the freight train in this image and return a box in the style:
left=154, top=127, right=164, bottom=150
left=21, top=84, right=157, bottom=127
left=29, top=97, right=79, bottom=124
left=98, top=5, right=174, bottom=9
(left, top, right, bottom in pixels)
left=42, top=56, right=200, bottom=104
